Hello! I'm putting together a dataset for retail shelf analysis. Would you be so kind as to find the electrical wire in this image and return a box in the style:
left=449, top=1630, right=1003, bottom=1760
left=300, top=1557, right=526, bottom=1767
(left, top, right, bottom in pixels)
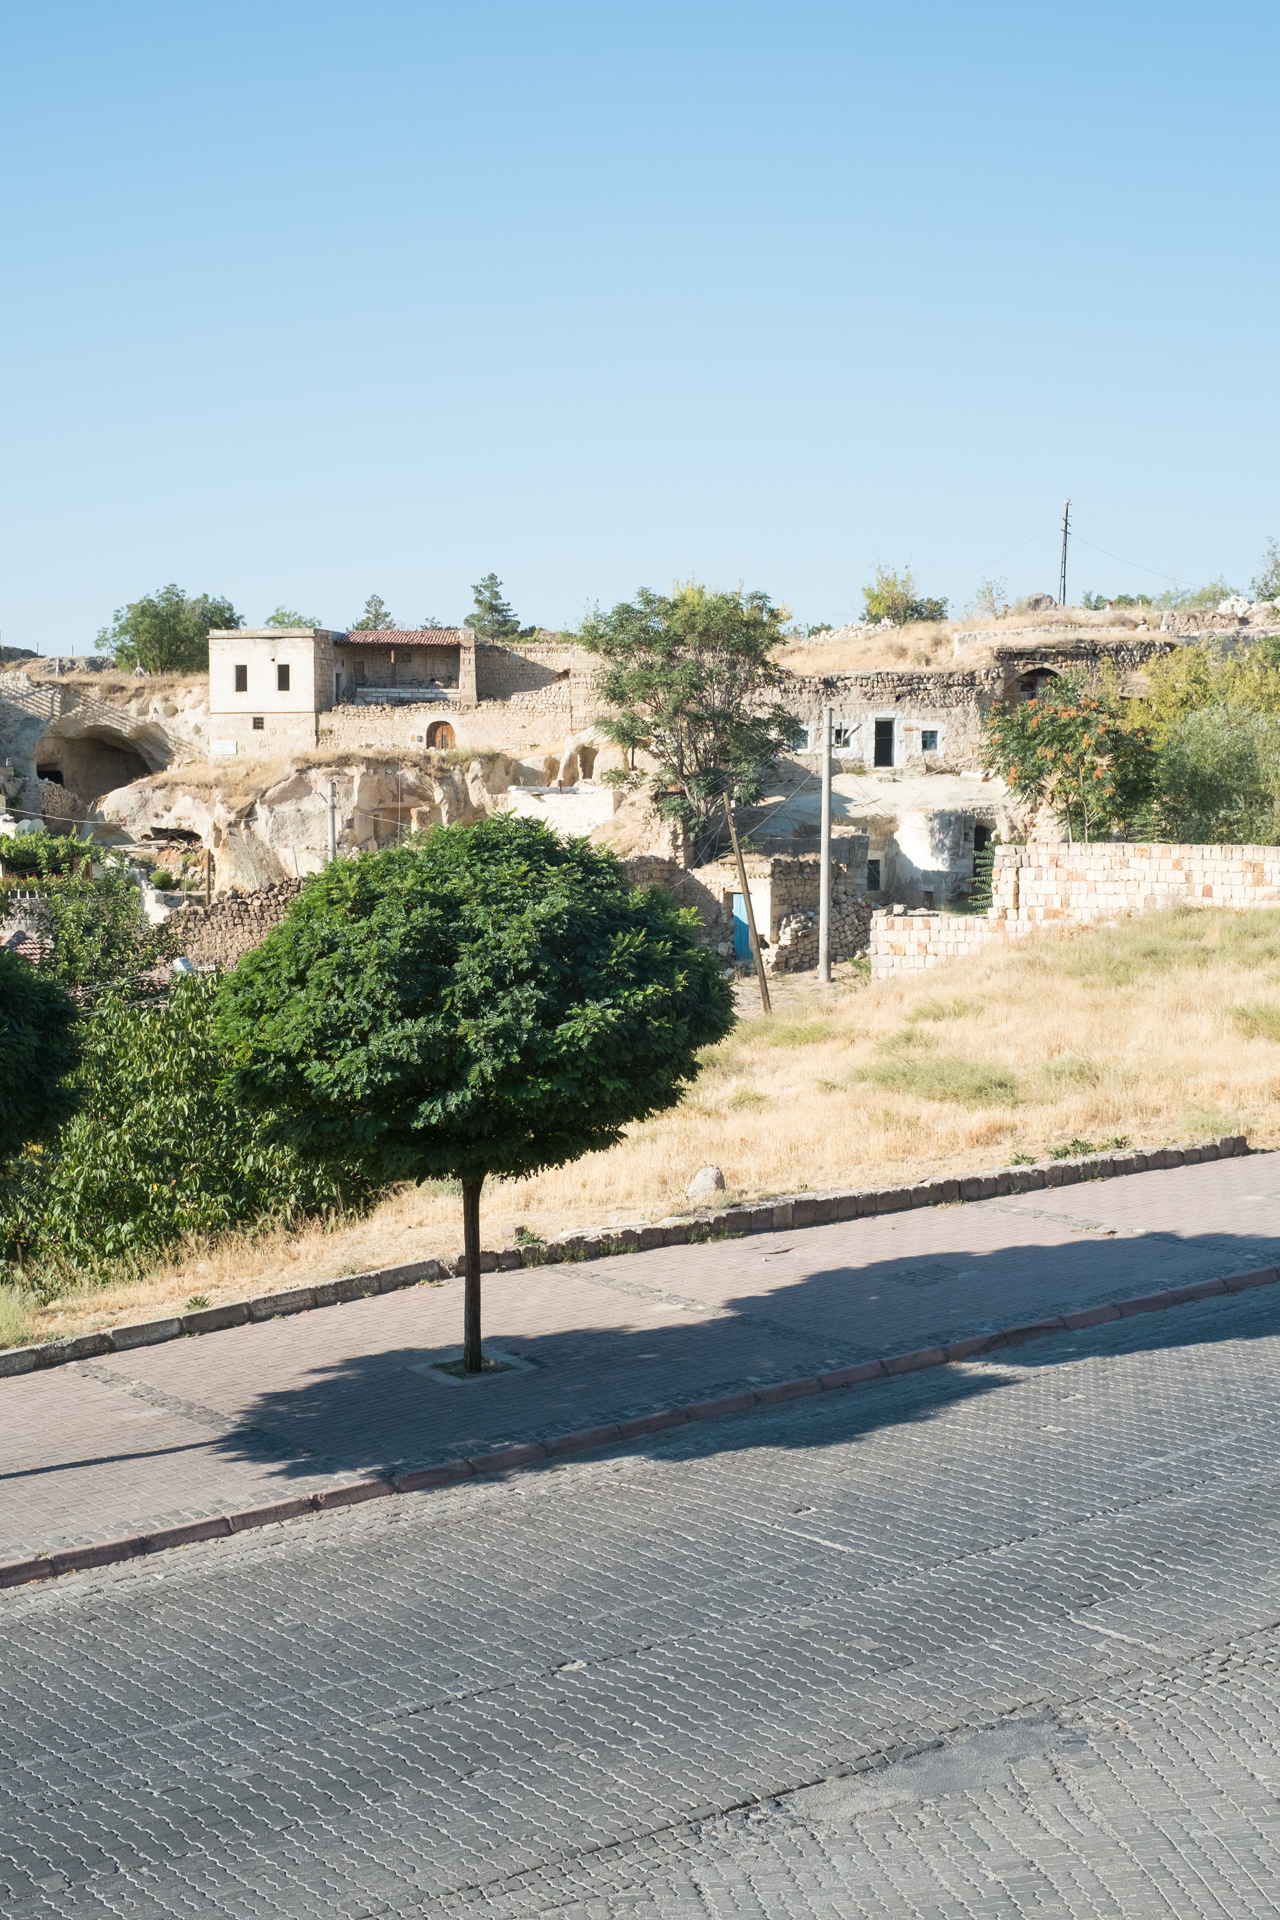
left=941, top=525, right=1061, bottom=597
left=1072, top=510, right=1249, bottom=571
left=1067, top=533, right=1207, bottom=587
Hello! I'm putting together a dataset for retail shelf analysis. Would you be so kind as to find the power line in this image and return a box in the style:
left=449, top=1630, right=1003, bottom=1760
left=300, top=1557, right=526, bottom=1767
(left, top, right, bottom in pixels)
left=1068, top=533, right=1206, bottom=586
left=1072, top=510, right=1250, bottom=570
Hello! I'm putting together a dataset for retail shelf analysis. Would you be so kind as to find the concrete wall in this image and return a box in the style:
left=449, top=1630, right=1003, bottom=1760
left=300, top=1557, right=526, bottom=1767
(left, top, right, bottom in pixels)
left=209, top=629, right=337, bottom=726
left=207, top=711, right=320, bottom=757
left=870, top=839, right=1280, bottom=977
left=501, top=786, right=621, bottom=834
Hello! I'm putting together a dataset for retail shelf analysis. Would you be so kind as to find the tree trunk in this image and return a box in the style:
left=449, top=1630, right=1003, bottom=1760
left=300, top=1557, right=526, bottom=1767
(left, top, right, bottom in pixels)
left=462, top=1177, right=485, bottom=1373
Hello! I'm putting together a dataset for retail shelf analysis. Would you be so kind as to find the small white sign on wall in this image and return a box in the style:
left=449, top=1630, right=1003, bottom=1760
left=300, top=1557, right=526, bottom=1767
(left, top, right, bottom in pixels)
left=211, top=740, right=237, bottom=756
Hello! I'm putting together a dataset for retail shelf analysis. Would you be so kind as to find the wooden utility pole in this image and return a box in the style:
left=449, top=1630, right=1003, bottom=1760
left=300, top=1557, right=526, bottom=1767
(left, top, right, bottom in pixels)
left=1058, top=498, right=1071, bottom=606
left=204, top=848, right=212, bottom=907
left=723, top=794, right=771, bottom=1013
left=818, top=704, right=832, bottom=983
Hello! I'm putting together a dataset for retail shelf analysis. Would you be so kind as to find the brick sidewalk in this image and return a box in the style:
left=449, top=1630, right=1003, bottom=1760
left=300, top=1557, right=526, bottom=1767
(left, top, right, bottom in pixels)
left=4, top=1154, right=1279, bottom=1564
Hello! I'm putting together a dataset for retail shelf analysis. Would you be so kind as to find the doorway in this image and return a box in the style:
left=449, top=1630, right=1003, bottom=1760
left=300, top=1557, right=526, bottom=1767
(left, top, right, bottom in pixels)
left=427, top=721, right=456, bottom=749
left=874, top=718, right=895, bottom=767
left=731, top=895, right=752, bottom=960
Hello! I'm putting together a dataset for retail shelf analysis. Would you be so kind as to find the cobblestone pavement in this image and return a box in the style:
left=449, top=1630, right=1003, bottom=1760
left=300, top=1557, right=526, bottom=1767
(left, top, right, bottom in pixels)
left=6, top=1280, right=1280, bottom=1914
left=6, top=1154, right=1280, bottom=1559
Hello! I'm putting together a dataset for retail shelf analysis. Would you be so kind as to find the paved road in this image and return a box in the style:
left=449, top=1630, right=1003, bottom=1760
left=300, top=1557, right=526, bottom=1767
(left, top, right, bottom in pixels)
left=6, top=1154, right=1280, bottom=1560
left=6, top=1277, right=1280, bottom=1915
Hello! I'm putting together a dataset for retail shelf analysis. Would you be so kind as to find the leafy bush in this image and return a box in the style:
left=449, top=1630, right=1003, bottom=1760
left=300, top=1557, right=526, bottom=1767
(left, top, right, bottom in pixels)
left=0, top=950, right=81, bottom=1157
left=1147, top=707, right=1280, bottom=845
left=0, top=974, right=381, bottom=1290
left=1140, top=638, right=1280, bottom=740
left=150, top=869, right=175, bottom=889
left=1253, top=537, right=1280, bottom=604
left=862, top=565, right=948, bottom=625
left=0, top=830, right=86, bottom=877
left=983, top=674, right=1157, bottom=841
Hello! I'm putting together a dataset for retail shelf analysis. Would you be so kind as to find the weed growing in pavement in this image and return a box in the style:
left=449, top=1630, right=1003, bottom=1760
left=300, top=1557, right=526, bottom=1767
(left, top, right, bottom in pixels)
left=183, top=1293, right=211, bottom=1309
left=0, top=1284, right=37, bottom=1350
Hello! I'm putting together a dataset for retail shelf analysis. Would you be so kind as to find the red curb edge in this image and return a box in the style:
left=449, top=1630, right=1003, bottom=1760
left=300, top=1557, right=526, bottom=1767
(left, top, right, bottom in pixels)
left=4, top=1261, right=1277, bottom=1592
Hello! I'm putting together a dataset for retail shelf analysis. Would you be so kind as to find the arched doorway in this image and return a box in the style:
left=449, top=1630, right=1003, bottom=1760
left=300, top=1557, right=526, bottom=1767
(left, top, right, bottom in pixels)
left=1016, top=668, right=1059, bottom=703
left=427, top=721, right=456, bottom=749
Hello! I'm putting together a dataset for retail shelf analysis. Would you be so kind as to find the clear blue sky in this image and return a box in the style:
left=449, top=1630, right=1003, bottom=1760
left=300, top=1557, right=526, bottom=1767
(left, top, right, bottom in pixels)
left=2, top=1, right=1277, bottom=650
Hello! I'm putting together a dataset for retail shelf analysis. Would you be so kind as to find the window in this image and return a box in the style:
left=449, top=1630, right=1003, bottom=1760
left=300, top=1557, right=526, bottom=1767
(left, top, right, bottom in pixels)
left=252, top=716, right=264, bottom=730
left=277, top=664, right=290, bottom=692
left=833, top=726, right=854, bottom=748
left=867, top=859, right=882, bottom=890
left=234, top=664, right=248, bottom=692
left=921, top=729, right=938, bottom=752
left=874, top=718, right=895, bottom=767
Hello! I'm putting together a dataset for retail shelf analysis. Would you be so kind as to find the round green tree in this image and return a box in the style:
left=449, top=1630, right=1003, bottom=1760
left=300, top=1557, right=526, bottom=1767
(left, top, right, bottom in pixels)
left=215, top=815, right=736, bottom=1370
left=0, top=948, right=81, bottom=1159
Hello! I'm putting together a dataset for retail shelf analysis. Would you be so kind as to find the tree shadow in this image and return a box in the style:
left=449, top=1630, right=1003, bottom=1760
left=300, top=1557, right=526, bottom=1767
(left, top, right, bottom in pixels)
left=208, top=1221, right=1280, bottom=1486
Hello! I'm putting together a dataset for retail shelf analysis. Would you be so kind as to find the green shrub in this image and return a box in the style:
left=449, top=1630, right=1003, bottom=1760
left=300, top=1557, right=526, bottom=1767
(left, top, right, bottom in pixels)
left=0, top=974, right=381, bottom=1291
left=1148, top=707, right=1280, bottom=845
left=0, top=830, right=85, bottom=877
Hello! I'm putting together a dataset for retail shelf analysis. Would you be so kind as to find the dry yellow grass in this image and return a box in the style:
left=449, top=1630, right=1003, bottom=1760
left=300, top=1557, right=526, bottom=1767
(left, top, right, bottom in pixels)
left=777, top=608, right=1152, bottom=679
left=23, top=905, right=1280, bottom=1346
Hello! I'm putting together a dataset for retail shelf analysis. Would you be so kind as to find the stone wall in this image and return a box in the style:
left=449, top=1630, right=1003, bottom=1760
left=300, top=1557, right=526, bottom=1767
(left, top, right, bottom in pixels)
left=870, top=839, right=1280, bottom=977
left=172, top=881, right=303, bottom=968
left=622, top=842, right=869, bottom=970
left=785, top=670, right=999, bottom=771
left=475, top=641, right=590, bottom=699
left=319, top=685, right=596, bottom=761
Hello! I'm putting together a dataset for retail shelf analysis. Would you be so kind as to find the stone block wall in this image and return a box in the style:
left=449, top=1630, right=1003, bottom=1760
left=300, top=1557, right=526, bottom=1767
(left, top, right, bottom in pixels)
left=172, top=881, right=303, bottom=968
left=475, top=642, right=590, bottom=699
left=319, top=687, right=590, bottom=761
left=620, top=843, right=870, bottom=970
left=870, top=839, right=1280, bottom=977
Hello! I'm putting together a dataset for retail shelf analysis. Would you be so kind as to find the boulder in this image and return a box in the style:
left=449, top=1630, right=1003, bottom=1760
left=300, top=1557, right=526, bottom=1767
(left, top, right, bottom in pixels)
left=686, top=1165, right=727, bottom=1200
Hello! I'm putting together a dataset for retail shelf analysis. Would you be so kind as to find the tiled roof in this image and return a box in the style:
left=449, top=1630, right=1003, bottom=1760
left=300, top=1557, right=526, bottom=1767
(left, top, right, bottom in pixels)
left=335, top=627, right=466, bottom=648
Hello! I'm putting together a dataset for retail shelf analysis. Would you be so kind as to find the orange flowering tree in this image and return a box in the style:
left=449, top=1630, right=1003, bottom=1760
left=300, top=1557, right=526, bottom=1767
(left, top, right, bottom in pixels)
left=982, top=676, right=1157, bottom=842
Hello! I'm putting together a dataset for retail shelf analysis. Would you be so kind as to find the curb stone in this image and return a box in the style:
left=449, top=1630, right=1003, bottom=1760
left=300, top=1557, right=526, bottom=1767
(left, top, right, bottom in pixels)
left=2, top=1249, right=1273, bottom=1592
left=0, top=1135, right=1252, bottom=1383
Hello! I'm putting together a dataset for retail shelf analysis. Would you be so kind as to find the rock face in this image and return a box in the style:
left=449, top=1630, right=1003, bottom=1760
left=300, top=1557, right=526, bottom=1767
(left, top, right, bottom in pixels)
left=1160, top=599, right=1280, bottom=635
left=90, top=756, right=520, bottom=894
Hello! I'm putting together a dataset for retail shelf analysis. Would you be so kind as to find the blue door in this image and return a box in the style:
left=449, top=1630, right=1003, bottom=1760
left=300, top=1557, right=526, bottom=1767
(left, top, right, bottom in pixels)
left=732, top=894, right=752, bottom=960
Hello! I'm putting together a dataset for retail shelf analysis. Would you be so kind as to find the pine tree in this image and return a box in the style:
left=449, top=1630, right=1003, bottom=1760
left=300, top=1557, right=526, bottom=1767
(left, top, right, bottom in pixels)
left=352, top=595, right=396, bottom=631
